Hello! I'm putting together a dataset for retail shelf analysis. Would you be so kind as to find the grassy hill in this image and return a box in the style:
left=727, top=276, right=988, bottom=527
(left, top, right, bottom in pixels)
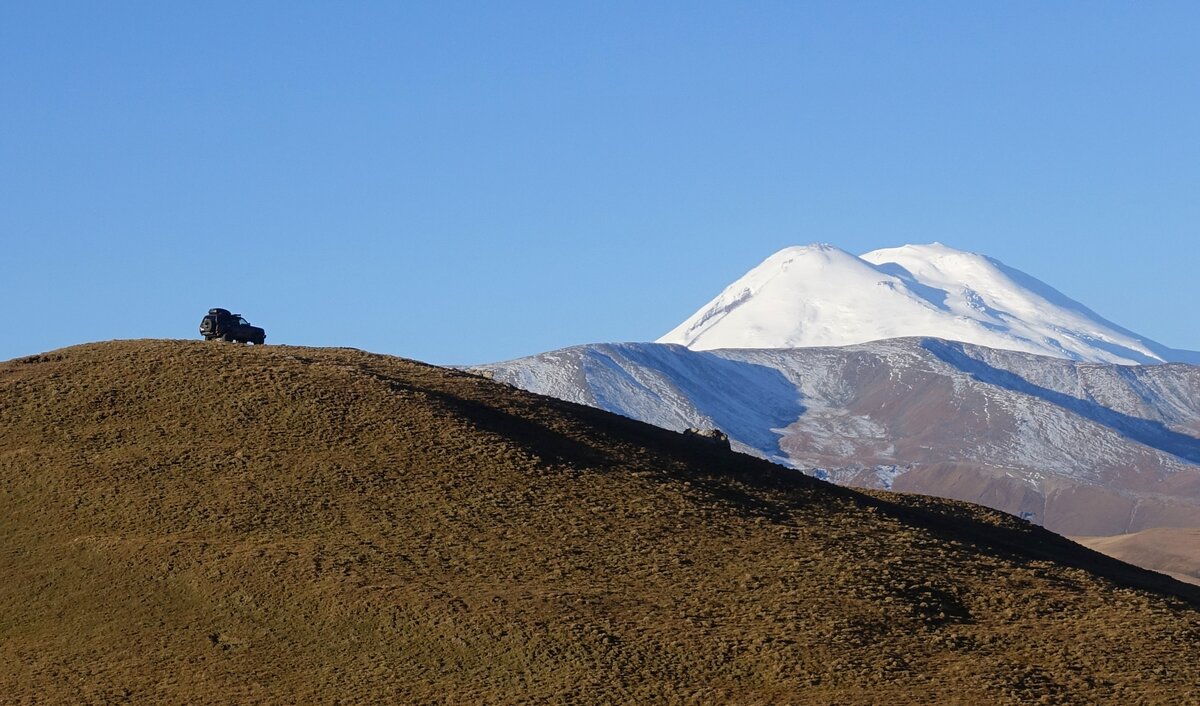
left=2, top=340, right=1198, bottom=704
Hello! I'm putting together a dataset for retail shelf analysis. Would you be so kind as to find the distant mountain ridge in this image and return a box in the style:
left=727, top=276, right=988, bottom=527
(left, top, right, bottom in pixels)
left=478, top=337, right=1200, bottom=536
left=658, top=243, right=1200, bottom=365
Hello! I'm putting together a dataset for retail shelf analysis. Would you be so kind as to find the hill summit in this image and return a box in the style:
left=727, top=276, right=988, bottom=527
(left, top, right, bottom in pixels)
left=3, top=340, right=1199, bottom=703
left=659, top=243, right=1200, bottom=365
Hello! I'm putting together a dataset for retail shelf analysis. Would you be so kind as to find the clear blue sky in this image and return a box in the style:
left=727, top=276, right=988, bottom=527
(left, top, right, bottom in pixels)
left=3, top=1, right=1197, bottom=364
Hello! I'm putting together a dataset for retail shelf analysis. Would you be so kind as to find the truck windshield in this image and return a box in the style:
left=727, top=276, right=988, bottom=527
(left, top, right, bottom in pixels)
left=238, top=318, right=250, bottom=326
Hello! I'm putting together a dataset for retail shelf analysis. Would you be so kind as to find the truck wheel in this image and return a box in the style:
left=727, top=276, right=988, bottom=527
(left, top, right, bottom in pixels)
left=222, top=333, right=234, bottom=342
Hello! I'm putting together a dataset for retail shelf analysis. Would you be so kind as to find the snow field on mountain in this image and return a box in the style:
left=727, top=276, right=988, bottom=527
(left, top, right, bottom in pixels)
left=659, top=243, right=1199, bottom=365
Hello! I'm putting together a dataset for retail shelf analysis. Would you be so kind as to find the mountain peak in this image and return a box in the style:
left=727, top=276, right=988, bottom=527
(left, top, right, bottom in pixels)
left=658, top=243, right=1195, bottom=364
left=765, top=243, right=860, bottom=265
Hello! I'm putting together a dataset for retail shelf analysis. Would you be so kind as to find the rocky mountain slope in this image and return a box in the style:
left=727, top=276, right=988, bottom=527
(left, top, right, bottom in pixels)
left=3, top=340, right=1200, bottom=704
left=478, top=338, right=1200, bottom=536
left=659, top=243, right=1200, bottom=365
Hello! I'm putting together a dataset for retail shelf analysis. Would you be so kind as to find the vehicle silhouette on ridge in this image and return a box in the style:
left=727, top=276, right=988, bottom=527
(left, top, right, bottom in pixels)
left=199, top=308, right=266, bottom=344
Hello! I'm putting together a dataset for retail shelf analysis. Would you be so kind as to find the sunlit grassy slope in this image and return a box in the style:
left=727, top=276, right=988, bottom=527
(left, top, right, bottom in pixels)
left=1, top=341, right=1198, bottom=704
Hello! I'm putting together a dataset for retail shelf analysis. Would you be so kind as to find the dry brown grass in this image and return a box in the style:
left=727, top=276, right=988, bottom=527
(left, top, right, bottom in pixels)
left=1, top=340, right=1199, bottom=704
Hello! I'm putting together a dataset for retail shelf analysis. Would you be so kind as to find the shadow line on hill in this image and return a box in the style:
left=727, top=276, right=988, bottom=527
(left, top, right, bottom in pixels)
left=427, top=388, right=621, bottom=470
left=858, top=488, right=1200, bottom=608
left=354, top=363, right=623, bottom=471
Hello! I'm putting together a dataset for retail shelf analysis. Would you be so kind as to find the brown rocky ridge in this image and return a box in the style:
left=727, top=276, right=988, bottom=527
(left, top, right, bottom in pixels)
left=2, top=340, right=1199, bottom=704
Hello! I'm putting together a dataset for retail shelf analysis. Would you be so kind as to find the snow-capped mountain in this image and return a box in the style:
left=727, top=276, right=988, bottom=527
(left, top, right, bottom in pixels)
left=658, top=243, right=1200, bottom=365
left=475, top=338, right=1200, bottom=536
left=475, top=242, right=1200, bottom=535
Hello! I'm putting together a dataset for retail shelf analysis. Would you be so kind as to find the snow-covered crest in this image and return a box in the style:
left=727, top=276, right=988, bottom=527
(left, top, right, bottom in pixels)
left=658, top=243, right=1199, bottom=365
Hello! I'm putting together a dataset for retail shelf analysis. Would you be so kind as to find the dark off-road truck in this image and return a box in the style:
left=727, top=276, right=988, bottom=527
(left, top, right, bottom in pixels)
left=200, top=308, right=266, bottom=344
